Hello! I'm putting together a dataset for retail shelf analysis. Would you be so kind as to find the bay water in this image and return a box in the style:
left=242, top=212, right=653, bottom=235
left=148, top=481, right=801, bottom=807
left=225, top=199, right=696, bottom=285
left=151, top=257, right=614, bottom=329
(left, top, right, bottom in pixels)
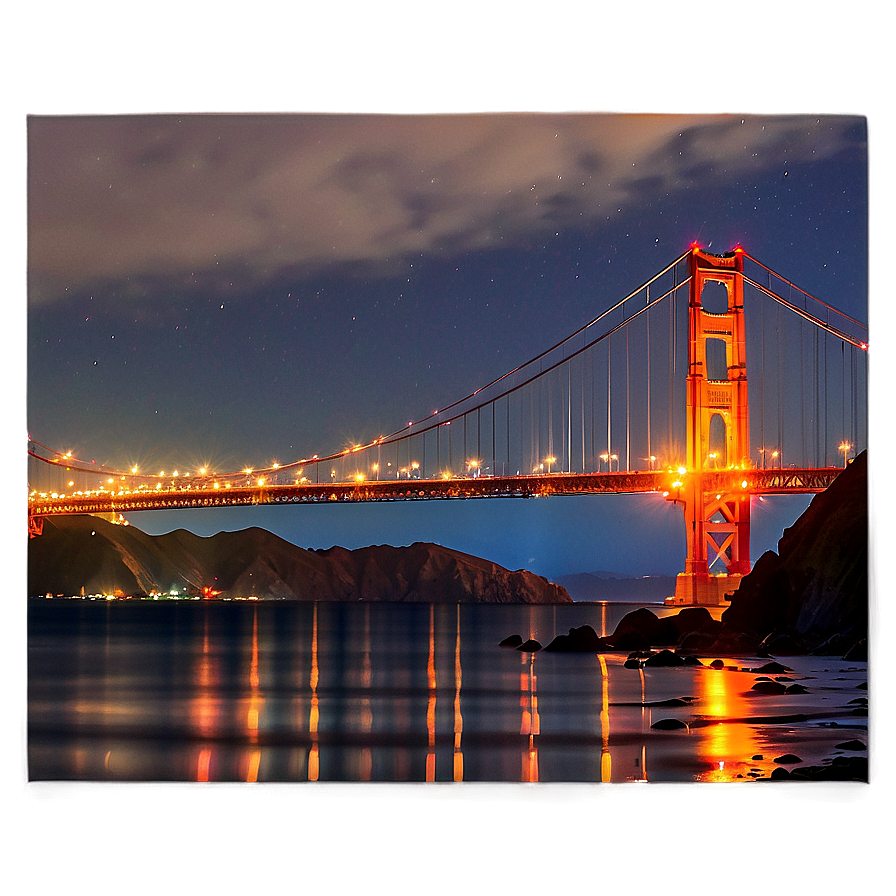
left=27, top=598, right=867, bottom=783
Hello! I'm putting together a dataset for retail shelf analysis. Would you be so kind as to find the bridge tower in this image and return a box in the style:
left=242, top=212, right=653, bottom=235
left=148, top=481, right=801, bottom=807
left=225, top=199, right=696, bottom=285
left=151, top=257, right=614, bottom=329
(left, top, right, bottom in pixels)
left=669, top=247, right=752, bottom=606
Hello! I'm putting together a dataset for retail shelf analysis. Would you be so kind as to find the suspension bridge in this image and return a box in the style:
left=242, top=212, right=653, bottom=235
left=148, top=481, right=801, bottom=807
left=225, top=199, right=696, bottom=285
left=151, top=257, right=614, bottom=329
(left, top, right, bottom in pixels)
left=28, top=245, right=868, bottom=606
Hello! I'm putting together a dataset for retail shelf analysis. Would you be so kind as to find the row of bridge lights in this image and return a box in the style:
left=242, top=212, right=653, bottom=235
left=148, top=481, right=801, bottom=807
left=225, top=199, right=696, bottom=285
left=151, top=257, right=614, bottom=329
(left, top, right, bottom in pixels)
left=35, top=439, right=855, bottom=502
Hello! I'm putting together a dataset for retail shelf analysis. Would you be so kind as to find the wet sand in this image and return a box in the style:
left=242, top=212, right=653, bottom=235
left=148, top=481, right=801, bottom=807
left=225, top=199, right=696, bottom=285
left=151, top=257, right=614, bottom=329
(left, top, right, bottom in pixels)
left=619, top=652, right=868, bottom=782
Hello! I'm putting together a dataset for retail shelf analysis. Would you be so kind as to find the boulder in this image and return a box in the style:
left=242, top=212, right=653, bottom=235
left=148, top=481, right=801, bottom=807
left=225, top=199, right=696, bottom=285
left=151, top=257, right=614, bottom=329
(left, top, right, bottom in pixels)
left=543, top=624, right=610, bottom=652
left=651, top=718, right=688, bottom=730
left=774, top=753, right=803, bottom=764
left=751, top=680, right=788, bottom=694
left=610, top=608, right=668, bottom=647
left=752, top=661, right=794, bottom=674
left=499, top=634, right=523, bottom=648
left=516, top=639, right=542, bottom=652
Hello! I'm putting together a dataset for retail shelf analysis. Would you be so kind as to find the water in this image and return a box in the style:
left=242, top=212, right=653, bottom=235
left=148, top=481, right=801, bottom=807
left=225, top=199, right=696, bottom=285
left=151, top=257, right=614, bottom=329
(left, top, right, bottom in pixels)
left=27, top=598, right=867, bottom=783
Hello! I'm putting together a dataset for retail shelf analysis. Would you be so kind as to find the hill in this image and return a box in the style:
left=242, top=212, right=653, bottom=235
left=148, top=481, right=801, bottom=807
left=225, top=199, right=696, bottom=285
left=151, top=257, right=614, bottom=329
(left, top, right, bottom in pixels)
left=28, top=515, right=572, bottom=604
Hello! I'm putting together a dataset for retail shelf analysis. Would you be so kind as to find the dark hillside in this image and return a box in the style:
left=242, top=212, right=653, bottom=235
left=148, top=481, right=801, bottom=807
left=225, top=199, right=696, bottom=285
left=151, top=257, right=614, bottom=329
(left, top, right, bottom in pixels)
left=28, top=515, right=571, bottom=604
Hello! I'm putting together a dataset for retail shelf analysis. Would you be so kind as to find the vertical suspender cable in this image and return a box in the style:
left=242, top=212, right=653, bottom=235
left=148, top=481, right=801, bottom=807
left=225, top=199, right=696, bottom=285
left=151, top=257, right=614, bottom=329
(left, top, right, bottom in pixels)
left=799, top=321, right=805, bottom=466
left=491, top=401, right=495, bottom=476
left=568, top=352, right=574, bottom=471
left=823, top=333, right=828, bottom=465
left=606, top=334, right=611, bottom=463
left=777, top=303, right=783, bottom=463
left=759, top=296, right=765, bottom=460
left=626, top=324, right=630, bottom=471
left=646, top=285, right=651, bottom=463
left=841, top=341, right=846, bottom=448
left=814, top=328, right=820, bottom=466
left=581, top=352, right=585, bottom=473
left=590, top=344, right=595, bottom=470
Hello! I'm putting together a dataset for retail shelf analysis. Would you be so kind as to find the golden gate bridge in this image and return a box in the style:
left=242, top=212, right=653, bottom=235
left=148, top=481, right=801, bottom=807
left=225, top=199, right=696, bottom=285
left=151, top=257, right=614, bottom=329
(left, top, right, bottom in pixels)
left=28, top=245, right=868, bottom=606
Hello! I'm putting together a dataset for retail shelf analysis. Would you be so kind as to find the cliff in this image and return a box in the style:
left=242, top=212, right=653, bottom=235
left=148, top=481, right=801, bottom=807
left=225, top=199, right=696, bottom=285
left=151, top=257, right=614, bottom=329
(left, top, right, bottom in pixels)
left=718, top=450, right=868, bottom=653
left=28, top=515, right=572, bottom=604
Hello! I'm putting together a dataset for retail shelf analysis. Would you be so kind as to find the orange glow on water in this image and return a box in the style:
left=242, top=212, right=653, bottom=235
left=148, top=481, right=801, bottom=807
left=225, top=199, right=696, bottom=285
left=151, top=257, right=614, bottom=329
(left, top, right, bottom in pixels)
left=694, top=666, right=760, bottom=782
left=308, top=603, right=320, bottom=782
left=599, top=655, right=611, bottom=783
left=359, top=748, right=372, bottom=782
left=245, top=749, right=261, bottom=783
left=453, top=604, right=464, bottom=782
left=426, top=604, right=436, bottom=782
left=197, top=748, right=211, bottom=782
left=520, top=652, right=540, bottom=781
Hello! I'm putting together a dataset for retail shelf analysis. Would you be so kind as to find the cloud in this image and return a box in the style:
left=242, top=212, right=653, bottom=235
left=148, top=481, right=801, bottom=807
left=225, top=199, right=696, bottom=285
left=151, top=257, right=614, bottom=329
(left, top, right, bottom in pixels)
left=27, top=112, right=862, bottom=304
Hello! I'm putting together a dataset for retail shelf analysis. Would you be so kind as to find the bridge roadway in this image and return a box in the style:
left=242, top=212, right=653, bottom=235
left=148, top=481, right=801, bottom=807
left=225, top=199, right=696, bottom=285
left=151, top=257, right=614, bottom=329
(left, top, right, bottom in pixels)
left=29, top=467, right=844, bottom=518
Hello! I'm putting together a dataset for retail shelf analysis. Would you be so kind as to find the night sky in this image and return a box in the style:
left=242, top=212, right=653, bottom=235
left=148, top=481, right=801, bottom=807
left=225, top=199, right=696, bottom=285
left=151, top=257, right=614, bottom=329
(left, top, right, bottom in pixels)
left=26, top=112, right=867, bottom=578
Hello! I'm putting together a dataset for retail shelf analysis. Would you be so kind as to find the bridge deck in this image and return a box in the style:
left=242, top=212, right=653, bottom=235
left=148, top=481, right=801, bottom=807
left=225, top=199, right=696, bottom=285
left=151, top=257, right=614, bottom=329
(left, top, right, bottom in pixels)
left=29, top=468, right=843, bottom=517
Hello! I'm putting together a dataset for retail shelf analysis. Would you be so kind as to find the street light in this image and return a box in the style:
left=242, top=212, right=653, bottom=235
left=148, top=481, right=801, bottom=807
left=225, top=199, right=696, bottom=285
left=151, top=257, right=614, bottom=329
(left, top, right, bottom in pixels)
left=839, top=442, right=851, bottom=468
left=544, top=456, right=556, bottom=473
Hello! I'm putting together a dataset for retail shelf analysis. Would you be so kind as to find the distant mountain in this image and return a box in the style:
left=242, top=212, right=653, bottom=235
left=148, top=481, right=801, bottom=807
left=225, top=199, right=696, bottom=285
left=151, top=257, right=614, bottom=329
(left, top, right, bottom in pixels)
left=555, top=572, right=676, bottom=602
left=28, top=515, right=572, bottom=604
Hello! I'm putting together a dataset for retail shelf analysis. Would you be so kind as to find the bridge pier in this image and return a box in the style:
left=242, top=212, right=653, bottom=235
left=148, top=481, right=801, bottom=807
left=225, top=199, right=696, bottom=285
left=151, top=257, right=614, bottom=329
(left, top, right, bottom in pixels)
left=668, top=571, right=744, bottom=607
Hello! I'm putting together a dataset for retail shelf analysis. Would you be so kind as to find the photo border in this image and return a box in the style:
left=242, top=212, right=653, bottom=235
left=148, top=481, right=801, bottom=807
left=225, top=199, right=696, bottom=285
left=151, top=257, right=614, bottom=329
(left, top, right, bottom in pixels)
left=0, top=0, right=896, bottom=894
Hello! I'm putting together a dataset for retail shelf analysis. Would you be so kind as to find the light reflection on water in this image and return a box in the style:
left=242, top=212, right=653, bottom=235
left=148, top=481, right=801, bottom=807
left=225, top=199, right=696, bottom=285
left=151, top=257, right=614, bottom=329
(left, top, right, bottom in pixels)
left=27, top=599, right=867, bottom=783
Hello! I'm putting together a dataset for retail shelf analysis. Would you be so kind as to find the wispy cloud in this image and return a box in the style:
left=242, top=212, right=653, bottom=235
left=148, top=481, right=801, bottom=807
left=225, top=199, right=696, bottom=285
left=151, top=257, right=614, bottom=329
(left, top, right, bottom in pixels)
left=27, top=112, right=862, bottom=304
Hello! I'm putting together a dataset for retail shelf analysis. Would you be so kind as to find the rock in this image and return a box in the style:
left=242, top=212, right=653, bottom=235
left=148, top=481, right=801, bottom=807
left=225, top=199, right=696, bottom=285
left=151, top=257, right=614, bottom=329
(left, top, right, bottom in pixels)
left=770, top=767, right=792, bottom=780
left=810, top=633, right=856, bottom=656
left=720, top=451, right=867, bottom=649
left=681, top=655, right=704, bottom=666
left=611, top=630, right=653, bottom=651
left=843, top=639, right=867, bottom=661
left=644, top=649, right=685, bottom=667
left=517, top=639, right=542, bottom=652
left=751, top=754, right=764, bottom=760
left=752, top=661, right=794, bottom=674
left=709, top=659, right=725, bottom=669
left=543, top=624, right=610, bottom=652
left=834, top=740, right=867, bottom=751
left=623, top=658, right=642, bottom=669
left=677, top=628, right=721, bottom=653
left=704, top=630, right=763, bottom=654
left=667, top=607, right=719, bottom=639
left=787, top=756, right=867, bottom=781
left=760, top=632, right=808, bottom=655
left=785, top=684, right=809, bottom=694
left=499, top=634, right=523, bottom=648
left=651, top=718, right=688, bottom=730
left=774, top=753, right=802, bottom=764
left=609, top=608, right=668, bottom=648
left=751, top=680, right=788, bottom=694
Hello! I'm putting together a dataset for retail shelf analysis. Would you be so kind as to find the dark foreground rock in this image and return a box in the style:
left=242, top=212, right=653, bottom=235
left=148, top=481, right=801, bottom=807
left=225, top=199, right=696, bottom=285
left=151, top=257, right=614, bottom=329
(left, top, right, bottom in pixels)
left=767, top=756, right=868, bottom=782
left=715, top=451, right=867, bottom=654
left=29, top=514, right=573, bottom=603
left=543, top=624, right=611, bottom=652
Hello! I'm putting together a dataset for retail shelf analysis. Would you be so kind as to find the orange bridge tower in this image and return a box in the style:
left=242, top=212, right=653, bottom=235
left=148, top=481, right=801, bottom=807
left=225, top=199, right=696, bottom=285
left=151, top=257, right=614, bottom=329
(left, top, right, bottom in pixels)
left=669, top=247, right=752, bottom=606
